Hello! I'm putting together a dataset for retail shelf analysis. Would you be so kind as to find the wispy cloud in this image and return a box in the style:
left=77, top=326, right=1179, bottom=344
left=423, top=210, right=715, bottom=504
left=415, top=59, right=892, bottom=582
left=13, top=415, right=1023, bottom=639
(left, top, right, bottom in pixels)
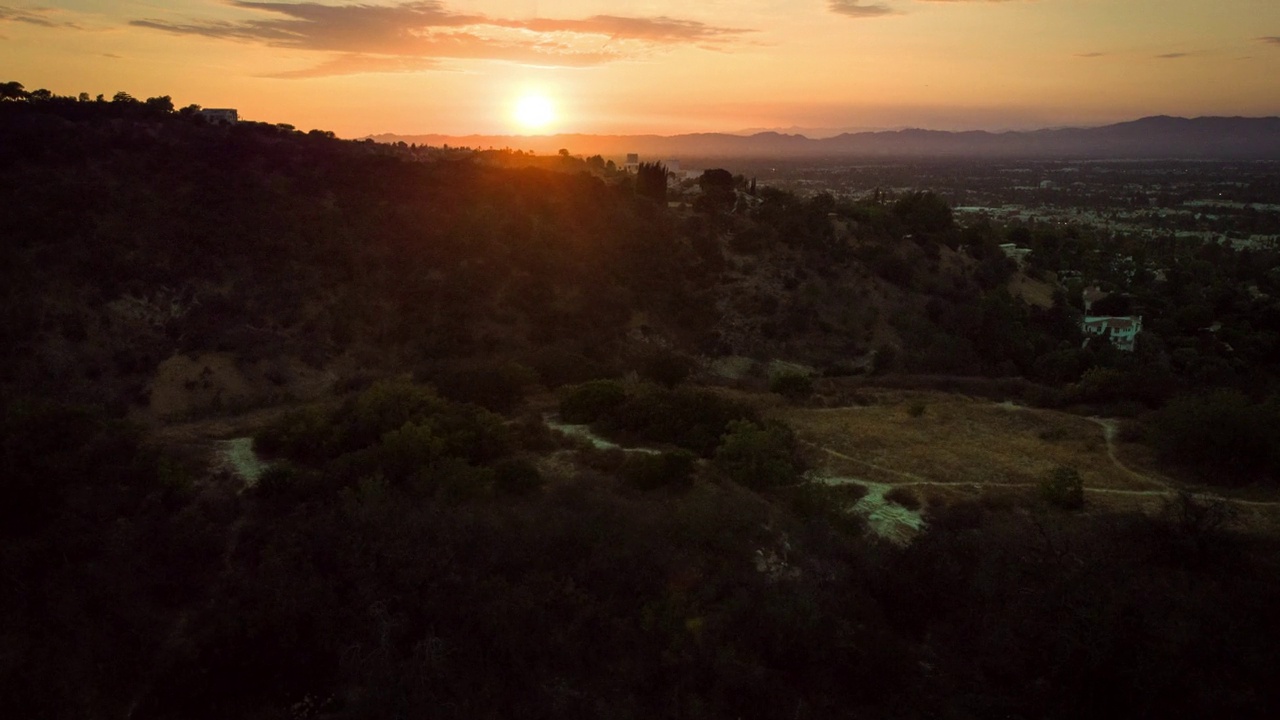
left=131, top=1, right=753, bottom=76
left=1259, top=36, right=1280, bottom=46
left=1155, top=52, right=1191, bottom=59
left=828, top=1, right=898, bottom=18
left=265, top=53, right=440, bottom=78
left=0, top=5, right=81, bottom=29
left=1075, top=52, right=1106, bottom=58
left=829, top=0, right=1023, bottom=20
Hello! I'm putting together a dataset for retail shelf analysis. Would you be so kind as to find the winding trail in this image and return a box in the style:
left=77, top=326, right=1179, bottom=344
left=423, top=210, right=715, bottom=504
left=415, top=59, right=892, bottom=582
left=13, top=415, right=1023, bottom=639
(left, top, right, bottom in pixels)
left=1085, top=416, right=1171, bottom=490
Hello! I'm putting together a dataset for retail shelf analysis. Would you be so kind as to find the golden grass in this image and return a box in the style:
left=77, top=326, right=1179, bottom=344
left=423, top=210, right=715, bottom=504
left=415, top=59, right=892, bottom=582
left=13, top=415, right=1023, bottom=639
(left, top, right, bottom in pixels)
left=777, top=389, right=1280, bottom=535
left=1007, top=273, right=1056, bottom=309
left=779, top=390, right=1167, bottom=493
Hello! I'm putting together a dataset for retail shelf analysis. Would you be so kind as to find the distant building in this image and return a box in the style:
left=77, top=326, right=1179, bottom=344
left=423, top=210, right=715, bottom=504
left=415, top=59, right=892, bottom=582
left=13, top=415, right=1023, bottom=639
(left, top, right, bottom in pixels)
left=624, top=153, right=639, bottom=173
left=1082, top=316, right=1143, bottom=352
left=199, top=108, right=238, bottom=125
left=998, top=243, right=1032, bottom=268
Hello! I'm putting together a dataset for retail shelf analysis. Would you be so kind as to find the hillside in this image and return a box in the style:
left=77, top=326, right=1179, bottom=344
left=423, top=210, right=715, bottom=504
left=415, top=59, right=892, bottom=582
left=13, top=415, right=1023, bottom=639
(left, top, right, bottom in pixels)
left=0, top=97, right=1069, bottom=420
left=372, top=115, right=1280, bottom=161
left=7, top=95, right=1280, bottom=720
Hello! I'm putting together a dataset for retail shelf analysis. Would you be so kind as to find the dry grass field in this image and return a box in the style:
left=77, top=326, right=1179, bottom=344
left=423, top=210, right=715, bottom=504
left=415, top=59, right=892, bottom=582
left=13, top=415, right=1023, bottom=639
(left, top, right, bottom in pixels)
left=776, top=389, right=1280, bottom=534
left=782, top=390, right=1165, bottom=489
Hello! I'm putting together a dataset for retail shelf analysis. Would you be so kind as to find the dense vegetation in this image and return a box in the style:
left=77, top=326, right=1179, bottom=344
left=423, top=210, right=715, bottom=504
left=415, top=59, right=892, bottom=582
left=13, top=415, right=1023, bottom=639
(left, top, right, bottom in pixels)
left=5, top=88, right=1280, bottom=718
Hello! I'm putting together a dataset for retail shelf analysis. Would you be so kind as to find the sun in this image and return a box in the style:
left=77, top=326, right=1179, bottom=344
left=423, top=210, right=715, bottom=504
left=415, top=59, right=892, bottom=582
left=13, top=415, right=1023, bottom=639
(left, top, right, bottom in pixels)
left=513, top=94, right=556, bottom=132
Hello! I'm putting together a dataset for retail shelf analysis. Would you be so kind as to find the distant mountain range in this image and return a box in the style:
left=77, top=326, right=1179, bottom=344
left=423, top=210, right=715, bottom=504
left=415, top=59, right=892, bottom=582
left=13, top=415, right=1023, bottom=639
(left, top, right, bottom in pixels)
left=368, top=116, right=1280, bottom=161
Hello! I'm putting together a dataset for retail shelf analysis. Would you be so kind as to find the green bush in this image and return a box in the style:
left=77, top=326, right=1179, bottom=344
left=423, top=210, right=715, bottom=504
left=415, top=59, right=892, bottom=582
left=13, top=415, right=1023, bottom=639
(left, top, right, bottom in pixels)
left=256, top=381, right=511, bottom=473
left=428, top=362, right=536, bottom=412
left=712, top=420, right=805, bottom=490
left=1040, top=466, right=1084, bottom=510
left=559, top=380, right=628, bottom=424
left=637, top=350, right=694, bottom=388
left=907, top=402, right=927, bottom=418
left=368, top=421, right=446, bottom=484
left=608, top=386, right=758, bottom=457
left=493, top=458, right=544, bottom=496
left=526, top=346, right=613, bottom=388
left=433, top=458, right=496, bottom=502
left=255, top=463, right=306, bottom=502
left=620, top=450, right=697, bottom=491
left=769, top=371, right=814, bottom=401
left=884, top=486, right=921, bottom=510
left=253, top=405, right=336, bottom=459
left=1150, top=390, right=1280, bottom=483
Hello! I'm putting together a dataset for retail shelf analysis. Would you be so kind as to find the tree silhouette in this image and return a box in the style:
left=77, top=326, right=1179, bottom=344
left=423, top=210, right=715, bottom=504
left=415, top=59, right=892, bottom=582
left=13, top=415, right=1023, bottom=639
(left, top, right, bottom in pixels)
left=635, top=161, right=668, bottom=203
left=144, top=95, right=175, bottom=114
left=0, top=81, right=28, bottom=101
left=697, top=168, right=735, bottom=213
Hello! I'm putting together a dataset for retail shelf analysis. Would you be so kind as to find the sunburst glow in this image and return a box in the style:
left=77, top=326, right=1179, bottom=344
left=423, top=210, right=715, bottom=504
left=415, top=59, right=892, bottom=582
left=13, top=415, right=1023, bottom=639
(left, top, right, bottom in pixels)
left=513, top=94, right=556, bottom=131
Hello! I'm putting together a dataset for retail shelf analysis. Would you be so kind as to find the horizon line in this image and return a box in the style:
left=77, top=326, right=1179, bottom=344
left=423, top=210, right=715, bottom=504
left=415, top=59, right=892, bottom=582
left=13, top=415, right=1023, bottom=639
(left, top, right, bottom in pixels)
left=357, top=114, right=1280, bottom=141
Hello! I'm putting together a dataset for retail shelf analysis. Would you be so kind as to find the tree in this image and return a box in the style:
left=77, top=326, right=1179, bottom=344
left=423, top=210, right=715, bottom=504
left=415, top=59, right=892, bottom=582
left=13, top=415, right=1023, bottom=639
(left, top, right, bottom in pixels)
left=712, top=420, right=804, bottom=489
left=112, top=91, right=137, bottom=104
left=29, top=88, right=52, bottom=101
left=1151, top=391, right=1279, bottom=483
left=0, top=81, right=28, bottom=101
left=697, top=168, right=735, bottom=213
left=635, top=161, right=668, bottom=203
left=144, top=95, right=175, bottom=114
left=559, top=380, right=628, bottom=424
left=77, top=92, right=90, bottom=103
left=769, top=371, right=813, bottom=402
left=892, top=191, right=954, bottom=236
left=1040, top=466, right=1084, bottom=509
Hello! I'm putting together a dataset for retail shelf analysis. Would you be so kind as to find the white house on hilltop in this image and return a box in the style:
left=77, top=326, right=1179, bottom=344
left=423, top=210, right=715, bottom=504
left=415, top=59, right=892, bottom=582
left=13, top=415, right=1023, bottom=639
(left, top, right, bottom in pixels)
left=198, top=108, right=238, bottom=125
left=1082, top=315, right=1142, bottom=352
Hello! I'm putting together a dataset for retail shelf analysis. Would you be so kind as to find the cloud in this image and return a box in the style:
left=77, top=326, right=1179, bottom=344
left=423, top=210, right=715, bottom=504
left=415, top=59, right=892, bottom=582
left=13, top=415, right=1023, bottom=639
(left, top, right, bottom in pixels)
left=828, top=0, right=1025, bottom=19
left=0, top=5, right=81, bottom=29
left=1258, top=36, right=1280, bottom=46
left=1075, top=52, right=1106, bottom=58
left=1155, top=52, right=1190, bottom=59
left=828, top=1, right=898, bottom=17
left=131, top=1, right=752, bottom=76
left=264, top=53, right=441, bottom=78
left=509, top=15, right=747, bottom=45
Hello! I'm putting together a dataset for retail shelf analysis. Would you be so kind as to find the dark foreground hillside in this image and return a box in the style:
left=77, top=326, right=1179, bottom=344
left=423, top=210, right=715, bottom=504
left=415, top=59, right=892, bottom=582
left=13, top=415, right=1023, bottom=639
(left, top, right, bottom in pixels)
left=4, top=96, right=1280, bottom=719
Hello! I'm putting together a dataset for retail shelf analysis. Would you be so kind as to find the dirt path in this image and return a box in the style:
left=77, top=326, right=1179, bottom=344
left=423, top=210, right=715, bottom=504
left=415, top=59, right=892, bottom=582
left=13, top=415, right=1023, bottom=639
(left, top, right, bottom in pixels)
left=812, top=444, right=932, bottom=483
left=1086, top=417, right=1172, bottom=489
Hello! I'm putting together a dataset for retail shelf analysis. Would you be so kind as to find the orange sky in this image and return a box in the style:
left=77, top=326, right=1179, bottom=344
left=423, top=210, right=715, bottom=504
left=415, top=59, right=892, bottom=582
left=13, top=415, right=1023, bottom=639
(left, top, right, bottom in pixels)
left=3, top=1, right=1280, bottom=137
